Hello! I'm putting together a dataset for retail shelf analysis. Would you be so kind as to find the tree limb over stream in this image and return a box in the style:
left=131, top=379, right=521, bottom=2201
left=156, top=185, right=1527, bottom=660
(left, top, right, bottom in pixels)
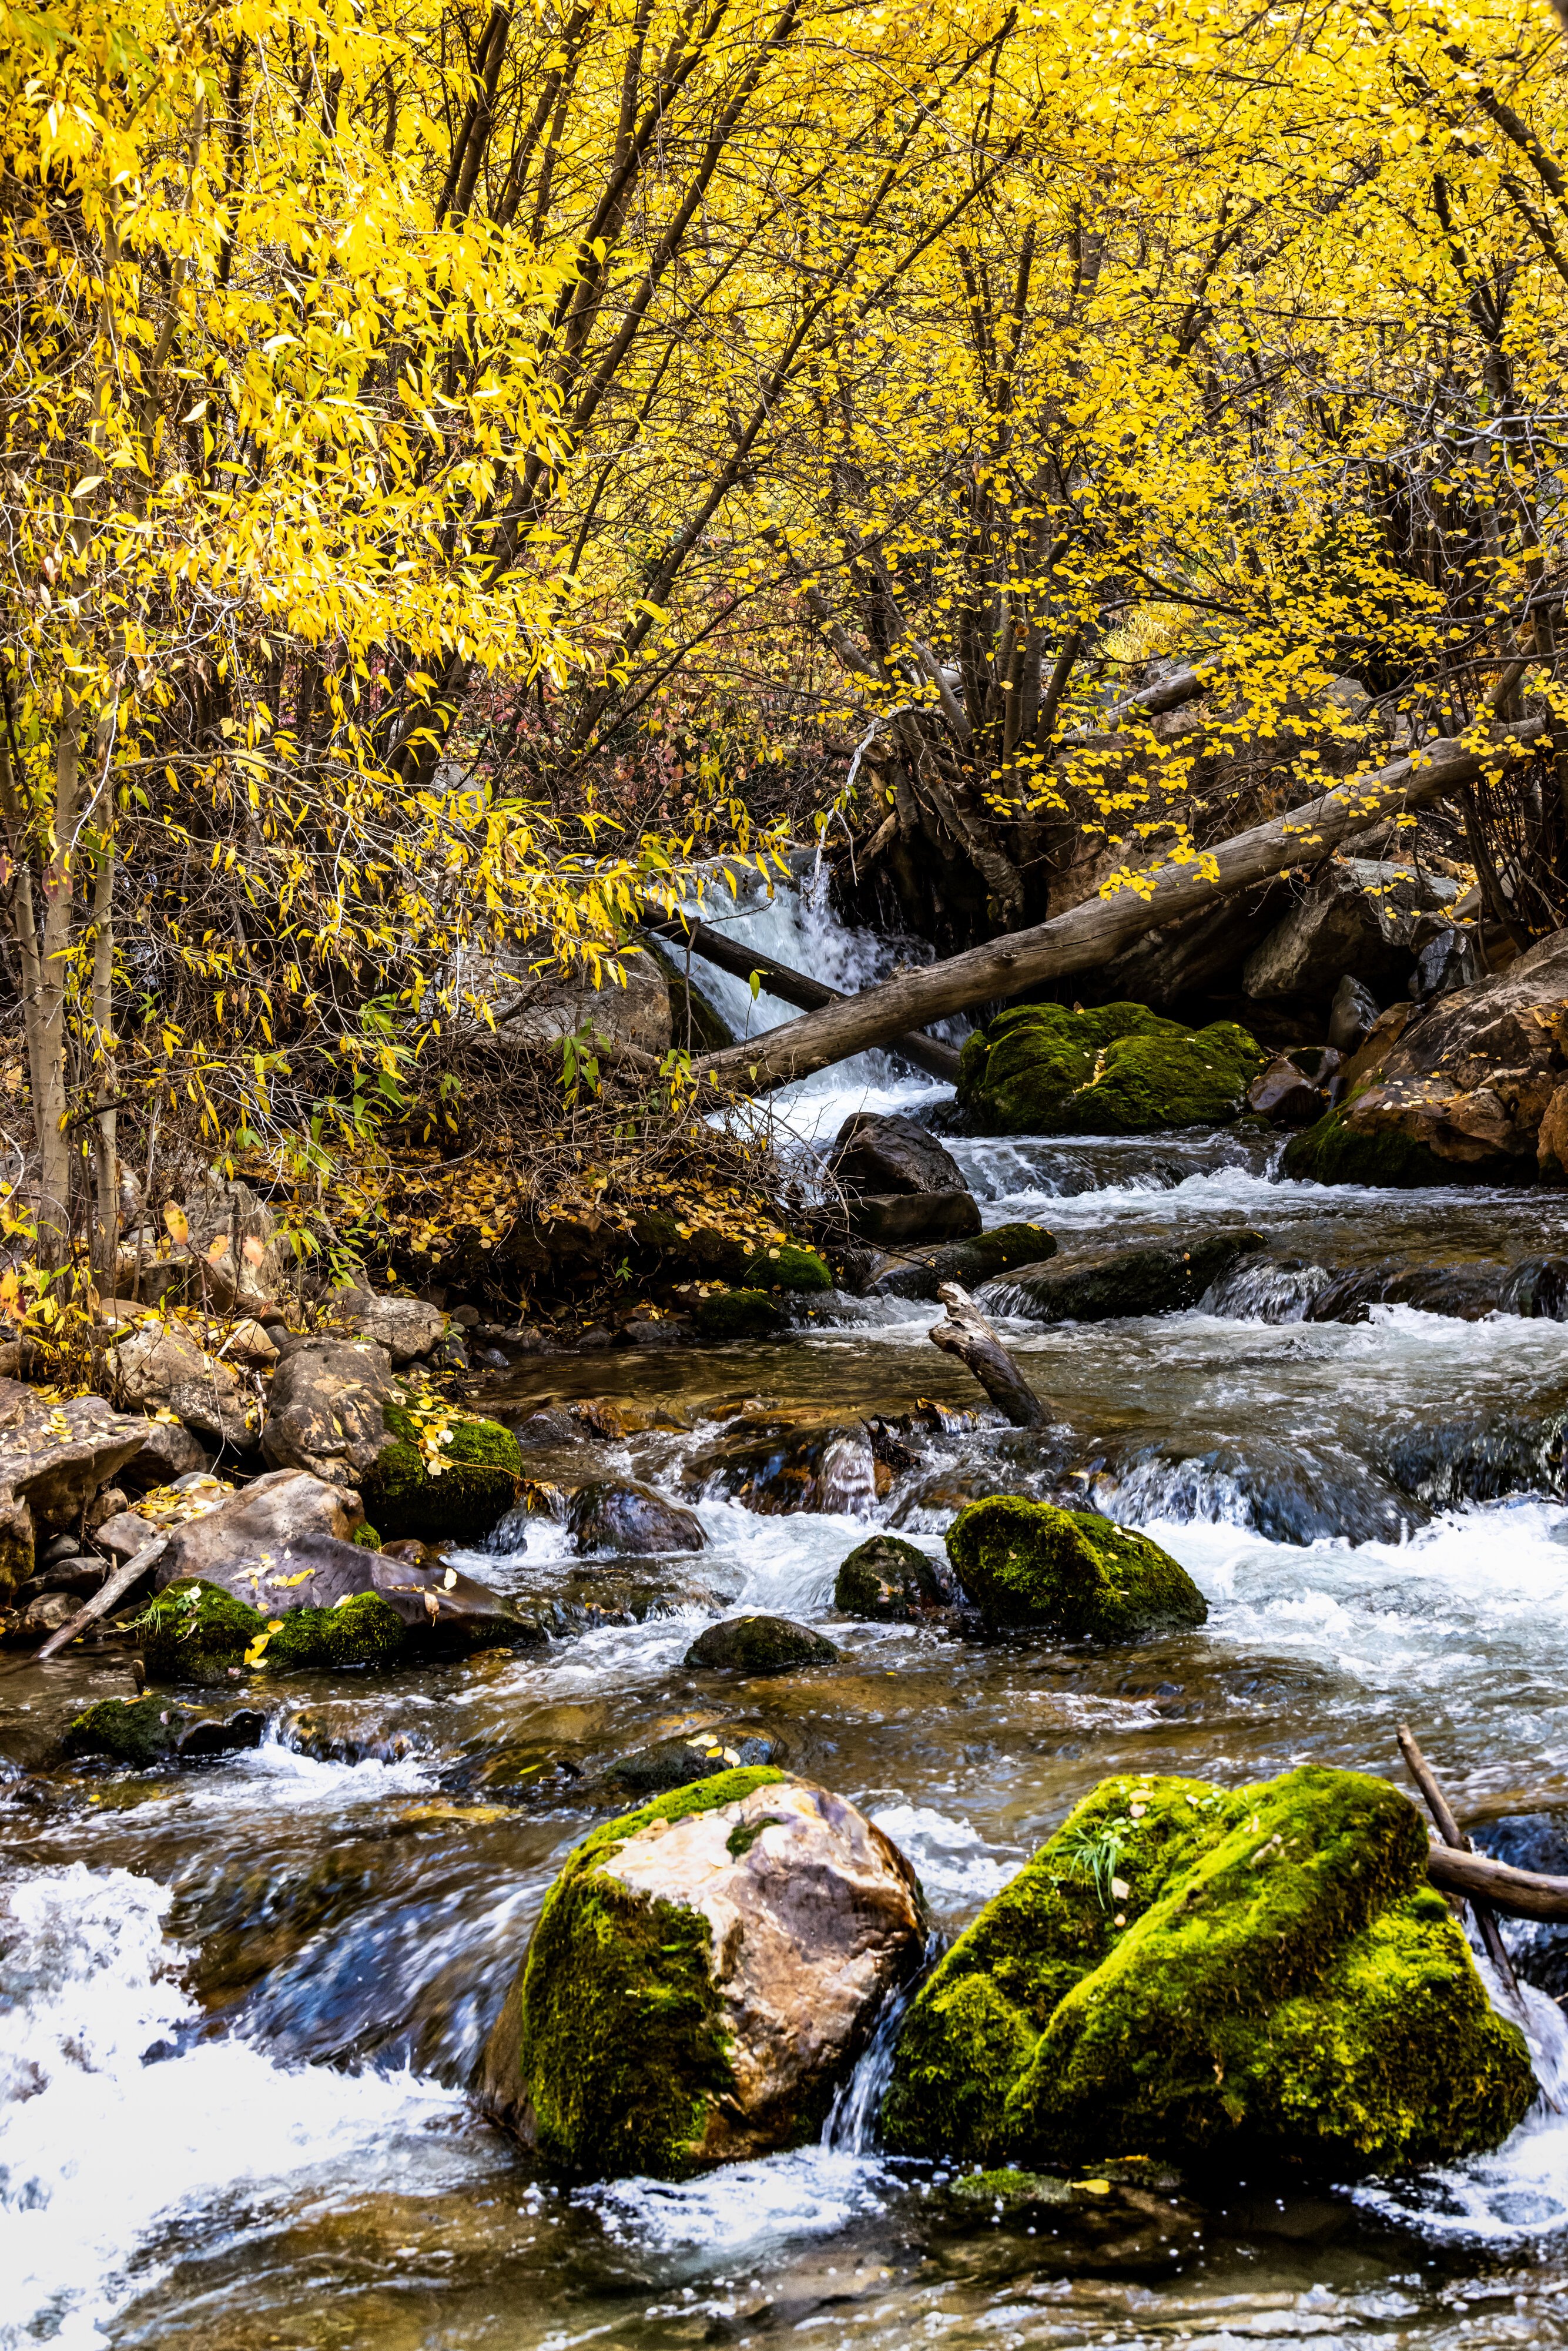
left=695, top=720, right=1546, bottom=1096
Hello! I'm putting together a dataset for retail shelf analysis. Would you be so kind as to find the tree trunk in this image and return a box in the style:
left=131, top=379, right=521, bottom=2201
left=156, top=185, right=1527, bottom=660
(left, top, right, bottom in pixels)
left=696, top=721, right=1547, bottom=1096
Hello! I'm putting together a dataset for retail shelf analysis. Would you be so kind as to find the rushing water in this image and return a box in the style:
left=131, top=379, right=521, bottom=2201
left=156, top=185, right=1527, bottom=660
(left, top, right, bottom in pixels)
left=9, top=885, right=1568, bottom=2349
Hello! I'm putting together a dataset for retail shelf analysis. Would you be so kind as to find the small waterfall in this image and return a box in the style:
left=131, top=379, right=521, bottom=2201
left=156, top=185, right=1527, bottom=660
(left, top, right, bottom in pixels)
left=818, top=1430, right=879, bottom=1517
left=1204, top=1257, right=1332, bottom=1323
left=820, top=1941, right=937, bottom=2155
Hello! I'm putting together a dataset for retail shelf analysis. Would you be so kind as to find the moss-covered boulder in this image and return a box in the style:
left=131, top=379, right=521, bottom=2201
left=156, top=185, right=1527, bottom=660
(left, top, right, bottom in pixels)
left=692, top=1287, right=783, bottom=1341
left=947, top=1496, right=1208, bottom=1639
left=476, top=1769, right=924, bottom=2177
left=684, top=1614, right=841, bottom=1672
left=361, top=1401, right=522, bottom=1544
left=883, top=1766, right=1535, bottom=2179
left=137, top=1577, right=407, bottom=1682
left=835, top=1534, right=953, bottom=1620
left=957, top=1001, right=1265, bottom=1136
left=64, top=1696, right=193, bottom=1767
left=1281, top=1104, right=1480, bottom=1189
left=742, top=1243, right=833, bottom=1292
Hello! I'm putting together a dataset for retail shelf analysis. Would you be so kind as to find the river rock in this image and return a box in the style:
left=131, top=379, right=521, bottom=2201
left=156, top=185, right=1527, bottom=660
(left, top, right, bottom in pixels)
left=942, top=2158, right=1204, bottom=2269
left=320, top=1286, right=448, bottom=1365
left=1284, top=927, right=1568, bottom=1186
left=982, top=1231, right=1265, bottom=1324
left=467, top=935, right=674, bottom=1062
left=848, top=1189, right=982, bottom=1244
left=684, top=1615, right=842, bottom=1671
left=1328, top=972, right=1380, bottom=1052
left=861, top=1221, right=1057, bottom=1303
left=1246, top=1056, right=1328, bottom=1127
left=1241, top=857, right=1458, bottom=1001
left=0, top=1385, right=152, bottom=1602
left=1410, top=924, right=1483, bottom=1000
left=568, top=1481, right=706, bottom=1555
left=172, top=1174, right=290, bottom=1316
left=946, top=1495, right=1207, bottom=1639
left=835, top=1533, right=953, bottom=1620
left=829, top=1113, right=969, bottom=1197
left=691, top=1288, right=783, bottom=1341
left=110, top=1322, right=260, bottom=1449
left=361, top=1397, right=522, bottom=1543
left=740, top=1243, right=833, bottom=1292
left=881, top=1766, right=1533, bottom=2177
left=120, top=1417, right=211, bottom=1489
left=476, top=1767, right=924, bottom=2175
left=155, top=1466, right=365, bottom=1585
left=260, top=1338, right=395, bottom=1486
left=63, top=1695, right=266, bottom=1767
left=958, top=1002, right=1264, bottom=1136
left=610, top=1729, right=789, bottom=1795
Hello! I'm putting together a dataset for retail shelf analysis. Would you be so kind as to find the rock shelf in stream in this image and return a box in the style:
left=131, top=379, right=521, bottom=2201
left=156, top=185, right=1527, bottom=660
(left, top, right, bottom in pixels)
left=881, top=1766, right=1535, bottom=2178
left=475, top=1768, right=924, bottom=2176
left=947, top=1495, right=1208, bottom=1639
left=983, top=1230, right=1267, bottom=1324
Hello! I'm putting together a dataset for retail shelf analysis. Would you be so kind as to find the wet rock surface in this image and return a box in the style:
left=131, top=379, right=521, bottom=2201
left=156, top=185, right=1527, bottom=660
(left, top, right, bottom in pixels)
left=567, top=1480, right=706, bottom=1555
left=475, top=1769, right=924, bottom=2174
left=959, top=1002, right=1265, bottom=1136
left=684, top=1615, right=843, bottom=1672
left=834, top=1533, right=953, bottom=1619
left=984, top=1230, right=1266, bottom=1323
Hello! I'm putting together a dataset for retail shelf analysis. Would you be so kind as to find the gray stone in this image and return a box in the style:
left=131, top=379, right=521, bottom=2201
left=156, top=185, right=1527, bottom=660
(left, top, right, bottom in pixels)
left=155, top=1466, right=366, bottom=1587
left=829, top=1113, right=968, bottom=1197
left=110, top=1324, right=259, bottom=1449
left=847, top=1190, right=982, bottom=1245
left=1410, top=926, right=1483, bottom=1000
left=983, top=1231, right=1268, bottom=1324
left=567, top=1481, right=706, bottom=1556
left=1242, top=859, right=1458, bottom=1000
left=322, top=1288, right=447, bottom=1366
left=1328, top=973, right=1380, bottom=1052
left=260, top=1339, right=394, bottom=1487
left=0, top=1386, right=155, bottom=1602
left=684, top=1615, right=842, bottom=1672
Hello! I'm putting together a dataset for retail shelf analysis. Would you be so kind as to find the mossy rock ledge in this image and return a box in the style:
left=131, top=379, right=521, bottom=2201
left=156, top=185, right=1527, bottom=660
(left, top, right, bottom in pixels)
left=947, top=1495, right=1208, bottom=1640
left=476, top=1768, right=924, bottom=2178
left=881, top=1764, right=1535, bottom=2179
left=361, top=1400, right=522, bottom=1544
left=138, top=1578, right=408, bottom=1683
left=957, top=1000, right=1264, bottom=1137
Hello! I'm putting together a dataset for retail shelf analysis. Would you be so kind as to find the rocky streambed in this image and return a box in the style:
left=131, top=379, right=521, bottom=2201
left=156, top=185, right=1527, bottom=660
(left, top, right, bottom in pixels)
left=9, top=1104, right=1568, bottom=2349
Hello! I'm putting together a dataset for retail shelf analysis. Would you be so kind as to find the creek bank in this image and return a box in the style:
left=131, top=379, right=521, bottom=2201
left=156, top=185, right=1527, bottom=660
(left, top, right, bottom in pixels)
left=475, top=1767, right=924, bottom=2176
left=882, top=1765, right=1534, bottom=2177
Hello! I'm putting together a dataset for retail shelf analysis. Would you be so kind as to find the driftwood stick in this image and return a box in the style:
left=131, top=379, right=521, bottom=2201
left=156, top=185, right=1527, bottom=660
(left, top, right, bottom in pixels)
left=1425, top=1844, right=1568, bottom=1924
left=32, top=1534, right=169, bottom=1663
left=1398, top=1723, right=1522, bottom=1994
left=929, top=1282, right=1046, bottom=1429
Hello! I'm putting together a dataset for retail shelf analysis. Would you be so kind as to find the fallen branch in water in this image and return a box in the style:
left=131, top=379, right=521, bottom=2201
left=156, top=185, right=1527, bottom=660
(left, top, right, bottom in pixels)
left=32, top=1535, right=169, bottom=1663
left=929, top=1282, right=1046, bottom=1428
left=1398, top=1722, right=1522, bottom=1997
left=1425, top=1843, right=1568, bottom=1924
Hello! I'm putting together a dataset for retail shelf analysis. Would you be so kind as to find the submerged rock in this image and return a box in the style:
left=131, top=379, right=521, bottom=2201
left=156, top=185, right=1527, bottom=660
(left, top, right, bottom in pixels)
left=63, top=1695, right=266, bottom=1767
left=834, top=1534, right=953, bottom=1620
left=946, top=1496, right=1207, bottom=1639
left=943, top=2158, right=1205, bottom=2269
left=611, top=1730, right=789, bottom=1795
left=862, top=1221, right=1056, bottom=1303
left=684, top=1615, right=842, bottom=1672
left=476, top=1768, right=923, bottom=2176
left=957, top=1002, right=1264, bottom=1137
left=882, top=1766, right=1533, bottom=2177
left=684, top=1414, right=879, bottom=1514
left=984, top=1232, right=1265, bottom=1325
left=567, top=1481, right=706, bottom=1556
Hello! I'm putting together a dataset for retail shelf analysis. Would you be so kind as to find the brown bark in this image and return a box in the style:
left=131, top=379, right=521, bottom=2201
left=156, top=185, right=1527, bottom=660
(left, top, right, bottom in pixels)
left=1397, top=1722, right=1520, bottom=1996
left=928, top=1282, right=1046, bottom=1427
left=696, top=720, right=1547, bottom=1096
left=1425, top=1841, right=1568, bottom=1924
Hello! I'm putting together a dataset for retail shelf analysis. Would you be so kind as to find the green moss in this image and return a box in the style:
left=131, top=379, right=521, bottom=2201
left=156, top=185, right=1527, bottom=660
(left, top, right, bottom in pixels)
left=138, top=1578, right=265, bottom=1683
left=138, top=1577, right=408, bottom=1680
left=959, top=1002, right=1264, bottom=1136
left=266, top=1592, right=406, bottom=1671
left=884, top=1766, right=1535, bottom=2181
left=64, top=1695, right=187, bottom=1766
left=1281, top=1104, right=1490, bottom=1189
left=492, top=1766, right=788, bottom=2177
left=946, top=1495, right=1208, bottom=1639
left=353, top=1522, right=382, bottom=1549
left=692, top=1288, right=782, bottom=1341
left=742, top=1243, right=833, bottom=1292
left=882, top=1774, right=1231, bottom=2160
left=363, top=1399, right=522, bottom=1543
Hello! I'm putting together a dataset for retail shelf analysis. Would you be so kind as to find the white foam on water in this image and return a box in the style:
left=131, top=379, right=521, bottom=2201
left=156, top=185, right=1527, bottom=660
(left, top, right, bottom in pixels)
left=0, top=1863, right=465, bottom=2349
left=582, top=2143, right=891, bottom=2258
left=1356, top=1976, right=1568, bottom=2243
left=868, top=1804, right=1021, bottom=1907
left=1154, top=1498, right=1568, bottom=1703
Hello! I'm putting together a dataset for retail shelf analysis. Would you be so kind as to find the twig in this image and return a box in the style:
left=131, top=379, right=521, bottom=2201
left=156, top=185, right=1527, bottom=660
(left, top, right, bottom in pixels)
left=928, top=1281, right=1046, bottom=1428
left=32, top=1533, right=169, bottom=1662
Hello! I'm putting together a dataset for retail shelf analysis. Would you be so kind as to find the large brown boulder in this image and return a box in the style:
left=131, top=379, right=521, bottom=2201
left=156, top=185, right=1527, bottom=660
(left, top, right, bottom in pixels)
left=155, top=1466, right=364, bottom=1584
left=260, top=1339, right=395, bottom=1486
left=1242, top=856, right=1459, bottom=1001
left=476, top=1770, right=923, bottom=2176
left=1284, top=929, right=1568, bottom=1185
left=110, top=1321, right=260, bottom=1449
left=0, top=1383, right=151, bottom=1601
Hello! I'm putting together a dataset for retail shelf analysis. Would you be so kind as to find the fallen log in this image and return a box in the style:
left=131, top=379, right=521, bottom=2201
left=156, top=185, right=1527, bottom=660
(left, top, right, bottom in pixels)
left=645, top=915, right=961, bottom=1083
left=1425, top=1841, right=1568, bottom=1924
left=928, top=1281, right=1047, bottom=1428
left=695, top=718, right=1546, bottom=1095
left=1398, top=1723, right=1522, bottom=1997
left=33, top=1534, right=169, bottom=1663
